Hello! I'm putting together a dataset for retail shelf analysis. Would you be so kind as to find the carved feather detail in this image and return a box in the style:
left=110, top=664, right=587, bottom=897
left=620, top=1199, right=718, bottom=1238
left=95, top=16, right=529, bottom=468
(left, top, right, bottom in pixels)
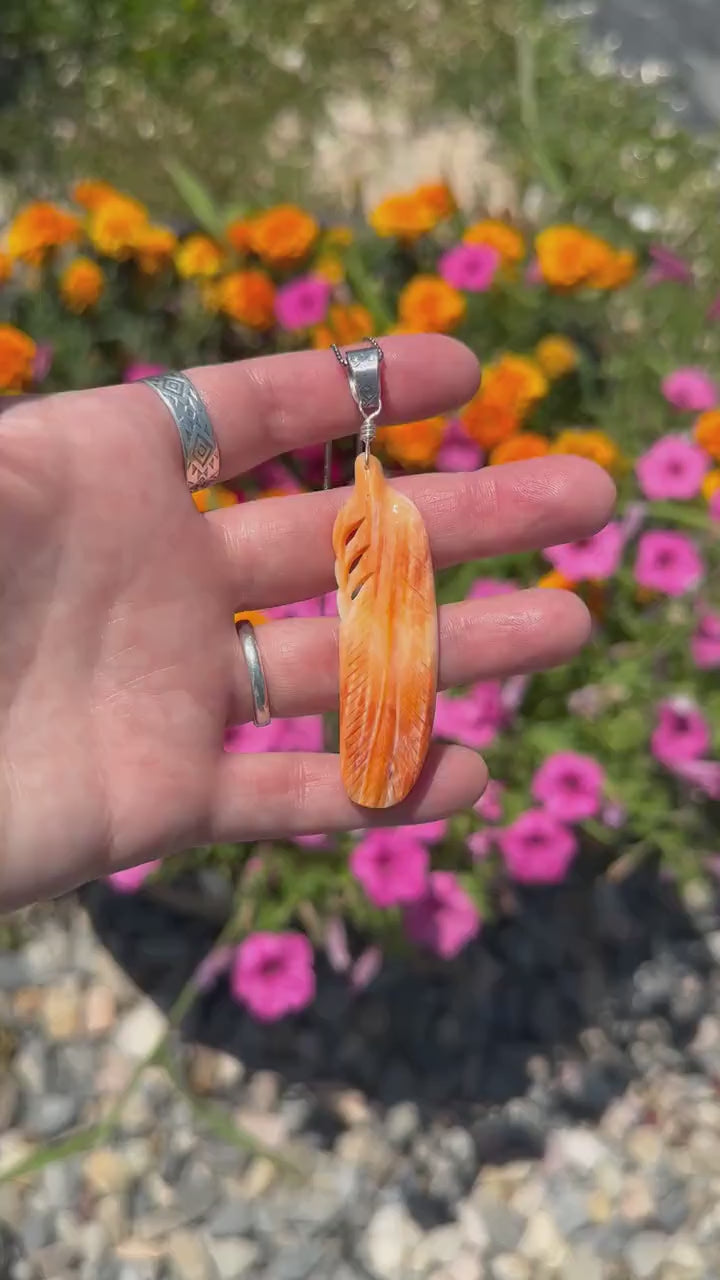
left=332, top=454, right=438, bottom=808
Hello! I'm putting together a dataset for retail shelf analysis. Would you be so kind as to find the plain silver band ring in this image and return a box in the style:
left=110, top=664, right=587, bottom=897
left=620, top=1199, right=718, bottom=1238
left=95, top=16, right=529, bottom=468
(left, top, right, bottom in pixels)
left=141, top=371, right=221, bottom=492
left=236, top=621, right=271, bottom=727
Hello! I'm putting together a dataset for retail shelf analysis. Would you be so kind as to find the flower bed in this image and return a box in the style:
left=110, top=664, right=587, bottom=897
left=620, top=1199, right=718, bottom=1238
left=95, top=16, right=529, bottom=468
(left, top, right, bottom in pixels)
left=2, top=179, right=719, bottom=1023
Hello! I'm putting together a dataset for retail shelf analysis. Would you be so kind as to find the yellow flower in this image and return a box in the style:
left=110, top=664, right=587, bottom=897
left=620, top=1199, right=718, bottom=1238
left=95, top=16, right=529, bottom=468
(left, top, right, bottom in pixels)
left=193, top=484, right=241, bottom=512
left=233, top=610, right=267, bottom=626
left=247, top=204, right=318, bottom=266
left=370, top=192, right=439, bottom=241
left=694, top=410, right=720, bottom=461
left=535, top=225, right=611, bottom=290
left=0, top=252, right=12, bottom=285
left=314, top=252, right=345, bottom=285
left=550, top=428, right=620, bottom=473
left=376, top=416, right=446, bottom=468
left=7, top=202, right=81, bottom=265
left=325, top=226, right=354, bottom=248
left=0, top=324, right=36, bottom=391
left=88, top=194, right=148, bottom=259
left=534, top=335, right=578, bottom=379
left=397, top=275, right=466, bottom=333
left=701, top=468, right=720, bottom=502
left=587, top=248, right=636, bottom=290
left=219, top=270, right=275, bottom=329
left=537, top=569, right=574, bottom=589
left=72, top=179, right=123, bottom=210
left=59, top=257, right=105, bottom=313
left=133, top=225, right=177, bottom=275
left=489, top=432, right=550, bottom=465
left=463, top=219, right=525, bottom=268
left=175, top=234, right=224, bottom=279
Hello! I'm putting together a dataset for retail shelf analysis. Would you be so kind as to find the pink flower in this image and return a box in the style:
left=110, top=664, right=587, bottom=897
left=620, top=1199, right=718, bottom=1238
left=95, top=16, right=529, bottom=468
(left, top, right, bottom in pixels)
left=646, top=245, right=694, bottom=286
left=634, top=530, right=703, bottom=596
left=438, top=243, right=500, bottom=292
left=651, top=697, right=710, bottom=766
left=467, top=830, right=494, bottom=860
left=224, top=715, right=324, bottom=753
left=672, top=758, right=720, bottom=799
left=325, top=917, right=351, bottom=972
left=294, top=832, right=330, bottom=848
left=231, top=931, right=315, bottom=1022
left=31, top=343, right=53, bottom=383
left=107, top=860, right=161, bottom=893
left=349, top=830, right=428, bottom=907
left=499, top=810, right=578, bottom=884
left=433, top=683, right=505, bottom=749
left=661, top=368, right=718, bottom=413
left=194, top=946, right=233, bottom=992
left=391, top=819, right=448, bottom=845
left=710, top=490, right=720, bottom=522
left=467, top=577, right=517, bottom=599
left=601, top=801, right=627, bottom=829
left=475, top=780, right=505, bottom=822
left=620, top=501, right=647, bottom=542
left=436, top=418, right=483, bottom=472
left=691, top=610, right=720, bottom=668
left=123, top=362, right=167, bottom=382
left=275, top=275, right=331, bottom=330
left=351, top=946, right=383, bottom=990
left=545, top=522, right=623, bottom=582
left=252, top=460, right=302, bottom=494
left=635, top=435, right=709, bottom=500
left=525, top=258, right=542, bottom=285
left=531, top=751, right=605, bottom=822
left=404, top=871, right=481, bottom=958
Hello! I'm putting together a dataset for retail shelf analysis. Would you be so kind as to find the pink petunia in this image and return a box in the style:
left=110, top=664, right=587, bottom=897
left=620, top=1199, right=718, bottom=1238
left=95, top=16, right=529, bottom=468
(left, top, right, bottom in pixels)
left=467, top=577, right=517, bottom=600
left=634, top=530, right=703, bottom=596
left=107, top=860, right=161, bottom=893
left=544, top=522, right=623, bottom=582
left=438, top=242, right=500, bottom=292
left=436, top=418, right=483, bottom=472
left=531, top=751, right=605, bottom=822
left=433, top=683, right=505, bottom=749
left=231, top=931, right=316, bottom=1022
left=661, top=368, right=718, bottom=413
left=123, top=362, right=167, bottom=383
left=350, top=946, right=383, bottom=990
left=467, top=830, right=494, bottom=860
left=390, top=819, right=448, bottom=845
left=224, top=715, right=324, bottom=754
left=474, top=779, right=505, bottom=822
left=499, top=810, right=578, bottom=884
left=275, top=275, right=331, bottom=330
left=404, top=871, right=481, bottom=958
left=324, top=917, right=351, bottom=972
left=636, top=435, right=709, bottom=500
left=691, top=610, right=720, bottom=669
left=651, top=697, right=711, bottom=767
left=646, top=245, right=694, bottom=287
left=671, top=758, right=720, bottom=800
left=31, top=344, right=54, bottom=383
left=251, top=460, right=302, bottom=494
left=294, top=832, right=331, bottom=848
left=349, top=830, right=428, bottom=908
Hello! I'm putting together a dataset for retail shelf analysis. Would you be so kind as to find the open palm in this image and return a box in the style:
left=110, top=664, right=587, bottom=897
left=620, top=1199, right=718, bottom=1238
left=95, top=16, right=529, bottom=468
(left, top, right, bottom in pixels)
left=0, top=336, right=614, bottom=909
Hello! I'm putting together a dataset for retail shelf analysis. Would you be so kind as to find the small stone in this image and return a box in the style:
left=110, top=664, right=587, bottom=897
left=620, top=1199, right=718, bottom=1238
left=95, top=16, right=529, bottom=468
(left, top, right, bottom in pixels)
left=519, top=1210, right=568, bottom=1266
left=457, top=1199, right=490, bottom=1252
left=95, top=1193, right=128, bottom=1243
left=21, top=1212, right=55, bottom=1253
left=430, top=1251, right=486, bottom=1280
left=627, top=1127, right=663, bottom=1167
left=12, top=987, right=44, bottom=1020
left=239, top=1156, right=277, bottom=1198
left=25, top=925, right=72, bottom=979
left=83, top=1148, right=134, bottom=1196
left=490, top=1256, right=530, bottom=1280
left=114, top=999, right=166, bottom=1060
left=665, top=1239, right=705, bottom=1270
left=41, top=985, right=82, bottom=1040
left=587, top=1189, right=612, bottom=1224
left=621, top=1176, right=654, bottom=1224
left=176, top=1163, right=218, bottom=1220
left=245, top=1069, right=280, bottom=1112
left=546, top=1128, right=608, bottom=1173
left=0, top=1078, right=19, bottom=1130
left=272, top=1241, right=330, bottom=1280
left=84, top=985, right=117, bottom=1036
left=386, top=1101, right=420, bottom=1148
left=23, top=1092, right=79, bottom=1140
left=334, top=1088, right=373, bottom=1128
left=207, top=1200, right=255, bottom=1238
left=166, top=1230, right=214, bottom=1280
left=119, top=1090, right=155, bottom=1137
left=510, top=1177, right=544, bottom=1219
left=474, top=1193, right=525, bottom=1252
left=233, top=1109, right=288, bottom=1149
left=627, top=1231, right=668, bottom=1278
left=362, top=1202, right=424, bottom=1279
left=561, top=1248, right=604, bottom=1280
left=207, top=1238, right=261, bottom=1279
left=0, top=1133, right=33, bottom=1179
left=74, top=1221, right=108, bottom=1265
left=550, top=1184, right=590, bottom=1236
left=335, top=1127, right=393, bottom=1176
left=0, top=953, right=28, bottom=990
left=410, top=1224, right=463, bottom=1271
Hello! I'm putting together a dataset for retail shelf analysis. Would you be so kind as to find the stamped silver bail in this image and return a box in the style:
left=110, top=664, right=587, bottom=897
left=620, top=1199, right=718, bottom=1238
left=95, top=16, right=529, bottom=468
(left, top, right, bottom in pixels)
left=325, top=337, right=384, bottom=488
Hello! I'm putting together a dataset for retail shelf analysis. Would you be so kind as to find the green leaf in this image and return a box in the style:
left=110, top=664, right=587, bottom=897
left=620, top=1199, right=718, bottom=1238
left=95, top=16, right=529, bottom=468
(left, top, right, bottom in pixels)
left=0, top=1125, right=107, bottom=1186
left=163, top=159, right=225, bottom=239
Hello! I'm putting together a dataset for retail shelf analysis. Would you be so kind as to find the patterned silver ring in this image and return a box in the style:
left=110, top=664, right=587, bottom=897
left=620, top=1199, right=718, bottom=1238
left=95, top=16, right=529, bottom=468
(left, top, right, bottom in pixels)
left=142, top=371, right=221, bottom=492
left=236, top=620, right=271, bottom=728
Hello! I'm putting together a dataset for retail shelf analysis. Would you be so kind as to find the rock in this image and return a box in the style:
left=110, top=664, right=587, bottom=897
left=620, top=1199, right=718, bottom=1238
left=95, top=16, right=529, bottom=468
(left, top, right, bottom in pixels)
left=620, top=1175, right=654, bottom=1224
left=83, top=1149, right=135, bottom=1196
left=84, top=985, right=117, bottom=1036
left=207, top=1200, right=256, bottom=1238
left=114, top=1000, right=166, bottom=1060
left=187, top=1046, right=243, bottom=1094
left=166, top=1230, right=214, bottom=1280
left=386, top=1101, right=420, bottom=1148
left=409, top=1224, right=463, bottom=1271
left=546, top=1128, right=608, bottom=1174
left=25, top=925, right=72, bottom=979
left=473, top=1193, right=524, bottom=1252
left=335, top=1127, right=393, bottom=1177
left=0, top=954, right=28, bottom=990
left=457, top=1199, right=490, bottom=1252
left=95, top=1193, right=128, bottom=1243
left=41, top=1157, right=81, bottom=1209
left=561, top=1247, right=605, bottom=1280
left=334, top=1088, right=373, bottom=1128
left=627, top=1127, right=663, bottom=1167
left=0, top=1078, right=19, bottom=1131
left=519, top=1210, right=568, bottom=1266
left=587, top=1189, right=613, bottom=1224
left=41, top=985, right=82, bottom=1040
left=549, top=1184, right=590, bottom=1236
left=627, top=1231, right=668, bottom=1278
left=0, top=1133, right=33, bottom=1179
left=490, top=1256, right=530, bottom=1280
left=245, top=1070, right=281, bottom=1112
left=362, top=1202, right=424, bottom=1279
left=272, top=1241, right=332, bottom=1280
left=206, top=1237, right=261, bottom=1279
left=21, top=1212, right=55, bottom=1253
left=233, top=1109, right=288, bottom=1149
left=23, top=1092, right=79, bottom=1140
left=665, top=1238, right=705, bottom=1271
left=429, top=1251, right=486, bottom=1280
left=239, top=1157, right=278, bottom=1199
left=175, top=1164, right=218, bottom=1221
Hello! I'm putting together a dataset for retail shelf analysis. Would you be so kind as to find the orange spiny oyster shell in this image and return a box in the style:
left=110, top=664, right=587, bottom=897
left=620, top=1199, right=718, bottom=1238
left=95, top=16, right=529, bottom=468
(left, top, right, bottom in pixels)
left=332, top=453, right=438, bottom=808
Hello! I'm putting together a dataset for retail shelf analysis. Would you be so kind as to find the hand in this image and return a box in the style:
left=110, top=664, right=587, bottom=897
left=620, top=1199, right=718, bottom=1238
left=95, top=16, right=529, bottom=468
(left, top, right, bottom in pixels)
left=0, top=336, right=614, bottom=909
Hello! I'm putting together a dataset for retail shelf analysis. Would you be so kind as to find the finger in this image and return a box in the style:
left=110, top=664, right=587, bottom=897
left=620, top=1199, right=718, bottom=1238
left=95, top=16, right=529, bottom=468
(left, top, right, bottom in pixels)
left=230, top=588, right=590, bottom=721
left=212, top=455, right=616, bottom=609
left=211, top=743, right=488, bottom=843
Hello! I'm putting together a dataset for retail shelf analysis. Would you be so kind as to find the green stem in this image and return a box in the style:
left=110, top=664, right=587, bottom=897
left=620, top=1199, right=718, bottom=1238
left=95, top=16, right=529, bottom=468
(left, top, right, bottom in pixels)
left=515, top=30, right=566, bottom=201
left=647, top=501, right=715, bottom=532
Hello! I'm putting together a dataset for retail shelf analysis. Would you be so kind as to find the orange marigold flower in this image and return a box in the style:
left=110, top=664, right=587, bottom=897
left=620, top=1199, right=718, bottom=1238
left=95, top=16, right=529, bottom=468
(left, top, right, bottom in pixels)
left=72, top=179, right=122, bottom=211
left=489, top=432, right=550, bottom=465
left=461, top=400, right=519, bottom=449
left=537, top=569, right=574, bottom=590
left=219, top=270, right=275, bottom=329
left=463, top=219, right=525, bottom=267
left=233, top=610, right=267, bottom=626
left=694, top=409, right=720, bottom=461
left=247, top=205, right=318, bottom=266
left=480, top=354, right=548, bottom=417
left=59, top=257, right=105, bottom=313
left=88, top=194, right=148, bottom=259
left=226, top=218, right=254, bottom=254
left=370, top=192, right=438, bottom=240
left=311, top=303, right=373, bottom=349
left=550, top=428, right=620, bottom=473
left=0, top=252, right=12, bottom=285
left=534, top=334, right=578, bottom=379
left=133, top=225, right=177, bottom=275
left=175, top=234, right=224, bottom=279
left=701, top=468, right=720, bottom=501
left=398, top=274, right=466, bottom=333
left=535, top=225, right=611, bottom=290
left=376, top=416, right=446, bottom=469
left=587, top=248, right=636, bottom=290
left=193, top=484, right=241, bottom=512
left=414, top=182, right=456, bottom=221
left=0, top=324, right=36, bottom=391
left=7, top=202, right=81, bottom=265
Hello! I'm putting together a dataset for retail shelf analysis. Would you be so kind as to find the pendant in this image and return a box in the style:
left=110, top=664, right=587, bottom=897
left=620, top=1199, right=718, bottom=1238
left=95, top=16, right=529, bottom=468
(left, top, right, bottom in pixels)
left=328, top=340, right=438, bottom=808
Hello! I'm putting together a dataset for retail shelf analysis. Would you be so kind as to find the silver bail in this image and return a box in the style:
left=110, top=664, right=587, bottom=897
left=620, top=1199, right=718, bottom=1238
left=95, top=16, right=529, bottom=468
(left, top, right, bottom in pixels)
left=344, top=344, right=383, bottom=423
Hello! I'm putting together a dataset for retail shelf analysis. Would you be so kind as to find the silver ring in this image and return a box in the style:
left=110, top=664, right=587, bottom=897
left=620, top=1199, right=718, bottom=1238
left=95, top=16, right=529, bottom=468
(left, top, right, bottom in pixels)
left=141, top=371, right=221, bottom=492
left=236, top=620, right=271, bottom=727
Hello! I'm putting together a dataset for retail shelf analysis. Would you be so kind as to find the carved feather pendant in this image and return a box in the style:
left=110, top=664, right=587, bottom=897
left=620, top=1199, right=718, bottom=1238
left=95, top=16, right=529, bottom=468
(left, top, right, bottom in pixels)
left=332, top=453, right=438, bottom=808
